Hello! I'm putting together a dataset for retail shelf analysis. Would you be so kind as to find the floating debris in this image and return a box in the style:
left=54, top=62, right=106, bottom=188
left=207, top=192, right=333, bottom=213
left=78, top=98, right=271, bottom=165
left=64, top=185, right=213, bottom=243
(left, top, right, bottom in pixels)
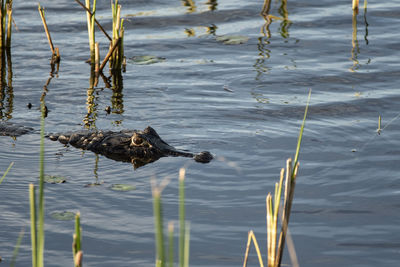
left=110, top=184, right=136, bottom=192
left=129, top=55, right=166, bottom=65
left=44, top=174, right=66, bottom=184
left=50, top=211, right=76, bottom=221
left=216, top=35, right=249, bottom=45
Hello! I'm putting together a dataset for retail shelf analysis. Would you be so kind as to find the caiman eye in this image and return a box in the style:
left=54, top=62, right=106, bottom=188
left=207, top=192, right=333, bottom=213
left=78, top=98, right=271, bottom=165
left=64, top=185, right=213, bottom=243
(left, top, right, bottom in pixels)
left=131, top=133, right=143, bottom=146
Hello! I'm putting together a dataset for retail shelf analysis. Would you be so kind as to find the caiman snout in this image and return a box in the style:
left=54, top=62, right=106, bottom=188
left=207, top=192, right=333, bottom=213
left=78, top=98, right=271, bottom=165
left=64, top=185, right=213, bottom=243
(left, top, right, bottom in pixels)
left=194, top=151, right=213, bottom=163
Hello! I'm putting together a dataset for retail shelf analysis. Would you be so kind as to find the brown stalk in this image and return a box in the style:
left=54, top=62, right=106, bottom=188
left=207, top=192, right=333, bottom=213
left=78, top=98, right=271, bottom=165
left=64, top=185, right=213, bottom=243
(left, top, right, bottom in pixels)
left=98, top=37, right=120, bottom=73
left=38, top=5, right=55, bottom=55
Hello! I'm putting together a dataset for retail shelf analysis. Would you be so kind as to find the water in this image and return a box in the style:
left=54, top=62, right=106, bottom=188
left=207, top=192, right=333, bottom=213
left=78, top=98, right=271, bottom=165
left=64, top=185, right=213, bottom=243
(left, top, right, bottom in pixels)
left=1, top=0, right=400, bottom=266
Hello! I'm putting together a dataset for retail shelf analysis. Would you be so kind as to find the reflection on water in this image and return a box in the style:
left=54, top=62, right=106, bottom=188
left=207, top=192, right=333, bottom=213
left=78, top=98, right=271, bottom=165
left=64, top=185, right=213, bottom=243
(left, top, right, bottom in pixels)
left=206, top=0, right=218, bottom=11
left=350, top=11, right=360, bottom=72
left=278, top=0, right=291, bottom=39
left=111, top=72, right=124, bottom=125
left=350, top=6, right=370, bottom=72
left=255, top=0, right=292, bottom=79
left=182, top=0, right=218, bottom=13
left=84, top=67, right=99, bottom=128
left=182, top=0, right=196, bottom=13
left=0, top=48, right=13, bottom=120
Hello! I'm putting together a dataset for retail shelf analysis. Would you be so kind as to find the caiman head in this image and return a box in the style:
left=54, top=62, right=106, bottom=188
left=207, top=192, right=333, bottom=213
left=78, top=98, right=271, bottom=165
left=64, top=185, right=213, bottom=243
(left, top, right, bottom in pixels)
left=130, top=126, right=213, bottom=164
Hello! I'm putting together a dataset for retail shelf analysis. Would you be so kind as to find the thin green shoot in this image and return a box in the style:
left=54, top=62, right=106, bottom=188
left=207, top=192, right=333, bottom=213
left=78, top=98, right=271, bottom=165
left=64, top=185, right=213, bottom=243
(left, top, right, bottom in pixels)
left=168, top=222, right=174, bottom=267
left=0, top=161, right=13, bottom=185
left=152, top=185, right=165, bottom=267
left=29, top=184, right=37, bottom=267
left=377, top=115, right=381, bottom=134
left=183, top=222, right=190, bottom=267
left=73, top=212, right=82, bottom=267
left=293, top=88, right=311, bottom=177
left=179, top=168, right=185, bottom=267
left=10, top=228, right=25, bottom=267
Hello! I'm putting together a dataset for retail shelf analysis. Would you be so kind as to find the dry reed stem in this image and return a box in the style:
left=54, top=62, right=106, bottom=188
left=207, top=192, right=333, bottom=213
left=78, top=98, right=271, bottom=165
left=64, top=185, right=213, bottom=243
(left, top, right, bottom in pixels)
left=94, top=42, right=99, bottom=73
left=75, top=0, right=112, bottom=41
left=38, top=5, right=55, bottom=55
left=74, top=250, right=83, bottom=267
left=98, top=37, right=121, bottom=73
left=243, top=230, right=264, bottom=267
left=352, top=0, right=359, bottom=11
left=275, top=160, right=298, bottom=267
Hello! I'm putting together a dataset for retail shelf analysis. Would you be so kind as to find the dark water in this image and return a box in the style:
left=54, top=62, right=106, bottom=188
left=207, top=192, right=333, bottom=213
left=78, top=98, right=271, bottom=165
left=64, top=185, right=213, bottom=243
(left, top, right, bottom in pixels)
left=1, top=0, right=400, bottom=266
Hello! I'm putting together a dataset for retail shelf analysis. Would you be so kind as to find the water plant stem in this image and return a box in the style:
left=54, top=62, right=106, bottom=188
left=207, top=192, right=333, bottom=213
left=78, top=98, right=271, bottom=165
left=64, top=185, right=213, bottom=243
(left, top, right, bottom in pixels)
left=0, top=161, right=13, bottom=185
left=168, top=222, right=174, bottom=267
left=152, top=186, right=165, bottom=267
left=98, top=37, right=121, bottom=73
left=73, top=212, right=82, bottom=267
left=179, top=168, right=186, bottom=267
left=38, top=4, right=55, bottom=55
left=75, top=0, right=112, bottom=41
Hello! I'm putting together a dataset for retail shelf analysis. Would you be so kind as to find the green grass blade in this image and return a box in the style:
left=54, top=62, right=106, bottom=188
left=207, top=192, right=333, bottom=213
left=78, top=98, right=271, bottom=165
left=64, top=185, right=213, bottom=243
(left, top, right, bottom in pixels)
left=0, top=161, right=13, bottom=185
left=10, top=228, right=25, bottom=267
left=153, top=188, right=165, bottom=267
left=29, top=184, right=37, bottom=267
left=293, top=89, right=311, bottom=174
left=37, top=102, right=46, bottom=267
left=183, top=222, right=190, bottom=267
left=168, top=222, right=174, bottom=267
left=179, top=168, right=185, bottom=267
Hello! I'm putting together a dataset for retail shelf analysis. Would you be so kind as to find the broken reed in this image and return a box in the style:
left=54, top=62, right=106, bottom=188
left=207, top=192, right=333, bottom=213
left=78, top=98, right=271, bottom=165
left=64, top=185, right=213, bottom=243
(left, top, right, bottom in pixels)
left=243, top=89, right=311, bottom=267
left=0, top=0, right=13, bottom=48
left=38, top=3, right=60, bottom=63
left=152, top=168, right=191, bottom=267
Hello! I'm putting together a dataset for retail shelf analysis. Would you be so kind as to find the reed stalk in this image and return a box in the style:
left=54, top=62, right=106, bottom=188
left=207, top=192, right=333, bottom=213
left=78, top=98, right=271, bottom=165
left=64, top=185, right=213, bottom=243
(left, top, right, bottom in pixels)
left=183, top=222, right=190, bottom=267
left=179, top=168, right=186, bottom=267
left=352, top=0, right=359, bottom=11
left=73, top=212, right=82, bottom=267
left=243, top=230, right=264, bottom=267
left=98, top=37, right=120, bottom=73
left=5, top=0, right=11, bottom=48
left=110, top=0, right=124, bottom=71
left=29, top=184, right=37, bottom=267
left=0, top=161, right=13, bottom=185
left=10, top=228, right=25, bottom=267
left=152, top=186, right=165, bottom=267
left=75, top=0, right=112, bottom=41
left=168, top=222, right=174, bottom=267
left=85, top=0, right=96, bottom=63
left=38, top=3, right=60, bottom=63
left=243, top=89, right=311, bottom=267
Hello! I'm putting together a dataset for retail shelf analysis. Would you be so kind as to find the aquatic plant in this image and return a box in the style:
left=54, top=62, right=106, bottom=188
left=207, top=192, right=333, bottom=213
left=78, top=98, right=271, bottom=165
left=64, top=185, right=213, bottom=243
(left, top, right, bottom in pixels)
left=243, top=89, right=311, bottom=267
left=110, top=0, right=125, bottom=72
left=352, top=0, right=359, bottom=11
left=72, top=212, right=83, bottom=267
left=29, top=102, right=46, bottom=267
left=38, top=3, right=60, bottom=64
left=0, top=0, right=13, bottom=48
left=152, top=168, right=191, bottom=267
left=85, top=0, right=97, bottom=64
left=0, top=161, right=13, bottom=185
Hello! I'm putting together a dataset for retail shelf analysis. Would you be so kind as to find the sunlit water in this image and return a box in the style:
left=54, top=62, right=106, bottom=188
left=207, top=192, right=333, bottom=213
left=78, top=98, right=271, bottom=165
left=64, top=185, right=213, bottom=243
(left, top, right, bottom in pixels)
left=1, top=0, right=400, bottom=266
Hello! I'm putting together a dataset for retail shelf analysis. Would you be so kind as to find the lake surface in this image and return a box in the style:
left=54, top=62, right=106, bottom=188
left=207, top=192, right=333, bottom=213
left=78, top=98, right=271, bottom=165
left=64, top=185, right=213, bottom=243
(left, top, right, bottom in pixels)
left=1, top=0, right=400, bottom=266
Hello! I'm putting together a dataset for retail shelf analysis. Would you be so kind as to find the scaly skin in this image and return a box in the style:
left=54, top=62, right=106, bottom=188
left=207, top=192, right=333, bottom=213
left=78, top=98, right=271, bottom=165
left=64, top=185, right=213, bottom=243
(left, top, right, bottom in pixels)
left=47, top=126, right=213, bottom=168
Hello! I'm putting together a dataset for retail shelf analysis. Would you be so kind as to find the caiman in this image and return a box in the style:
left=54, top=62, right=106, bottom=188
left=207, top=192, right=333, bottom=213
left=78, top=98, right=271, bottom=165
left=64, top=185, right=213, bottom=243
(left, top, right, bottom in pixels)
left=48, top=126, right=213, bottom=168
left=0, top=122, right=213, bottom=168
